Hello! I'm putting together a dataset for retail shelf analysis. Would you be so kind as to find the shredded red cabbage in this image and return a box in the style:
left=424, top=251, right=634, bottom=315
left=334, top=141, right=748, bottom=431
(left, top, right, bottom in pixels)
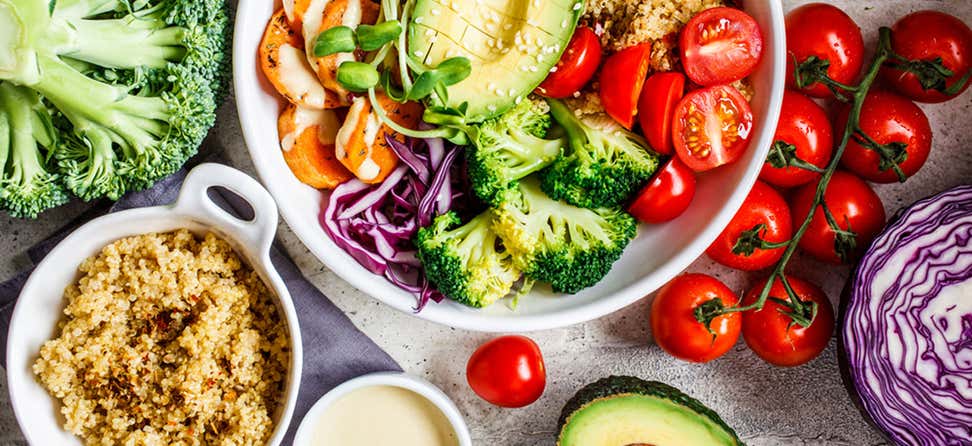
left=842, top=185, right=972, bottom=446
left=321, top=135, right=463, bottom=311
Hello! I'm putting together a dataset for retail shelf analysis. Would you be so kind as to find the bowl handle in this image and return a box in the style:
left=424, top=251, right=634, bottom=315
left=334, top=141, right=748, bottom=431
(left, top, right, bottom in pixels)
left=173, top=163, right=279, bottom=253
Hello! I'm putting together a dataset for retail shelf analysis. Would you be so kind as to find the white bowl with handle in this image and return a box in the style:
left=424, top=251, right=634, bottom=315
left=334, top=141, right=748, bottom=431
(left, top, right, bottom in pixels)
left=233, top=1, right=786, bottom=332
left=6, top=163, right=302, bottom=446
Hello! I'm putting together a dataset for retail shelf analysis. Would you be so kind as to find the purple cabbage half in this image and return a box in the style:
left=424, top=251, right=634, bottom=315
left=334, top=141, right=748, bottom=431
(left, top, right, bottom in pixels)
left=841, top=185, right=972, bottom=446
left=320, top=136, right=464, bottom=311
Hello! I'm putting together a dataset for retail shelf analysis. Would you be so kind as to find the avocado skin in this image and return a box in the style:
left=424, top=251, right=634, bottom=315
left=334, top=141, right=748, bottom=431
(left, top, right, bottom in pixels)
left=557, top=376, right=744, bottom=446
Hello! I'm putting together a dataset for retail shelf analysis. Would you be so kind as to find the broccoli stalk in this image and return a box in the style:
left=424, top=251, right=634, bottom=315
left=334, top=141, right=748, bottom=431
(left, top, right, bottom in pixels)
left=541, top=98, right=662, bottom=209
left=466, top=97, right=566, bottom=205
left=0, top=0, right=229, bottom=212
left=0, top=82, right=69, bottom=218
left=493, top=177, right=637, bottom=294
left=415, top=211, right=522, bottom=308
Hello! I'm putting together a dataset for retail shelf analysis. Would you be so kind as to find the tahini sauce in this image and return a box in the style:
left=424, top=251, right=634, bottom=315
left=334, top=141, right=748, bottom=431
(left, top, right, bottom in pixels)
left=311, top=385, right=459, bottom=446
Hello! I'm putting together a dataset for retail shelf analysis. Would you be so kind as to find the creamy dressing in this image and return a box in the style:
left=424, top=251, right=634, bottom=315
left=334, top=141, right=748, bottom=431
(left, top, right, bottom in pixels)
left=280, top=108, right=339, bottom=152
left=302, top=0, right=332, bottom=59
left=310, top=386, right=458, bottom=446
left=329, top=0, right=364, bottom=97
left=282, top=0, right=296, bottom=24
left=335, top=96, right=369, bottom=159
left=278, top=44, right=330, bottom=109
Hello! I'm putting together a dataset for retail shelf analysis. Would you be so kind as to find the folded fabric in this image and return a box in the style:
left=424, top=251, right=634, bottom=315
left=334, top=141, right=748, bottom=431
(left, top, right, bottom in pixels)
left=0, top=165, right=401, bottom=445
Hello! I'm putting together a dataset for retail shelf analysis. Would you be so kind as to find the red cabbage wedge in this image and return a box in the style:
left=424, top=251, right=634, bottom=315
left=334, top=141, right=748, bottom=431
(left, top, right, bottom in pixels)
left=841, top=185, right=972, bottom=446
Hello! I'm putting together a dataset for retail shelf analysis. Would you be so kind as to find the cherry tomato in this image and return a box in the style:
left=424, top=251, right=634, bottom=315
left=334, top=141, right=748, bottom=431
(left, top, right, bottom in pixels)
left=706, top=181, right=791, bottom=271
left=741, top=276, right=835, bottom=367
left=637, top=72, right=685, bottom=155
left=466, top=335, right=546, bottom=408
left=785, top=3, right=865, bottom=98
left=627, top=158, right=696, bottom=224
left=672, top=85, right=754, bottom=172
left=836, top=90, right=932, bottom=183
left=680, top=7, right=764, bottom=86
left=759, top=90, right=833, bottom=188
left=790, top=171, right=886, bottom=264
left=882, top=11, right=972, bottom=103
left=536, top=27, right=602, bottom=99
left=651, top=274, right=741, bottom=363
left=600, top=43, right=652, bottom=129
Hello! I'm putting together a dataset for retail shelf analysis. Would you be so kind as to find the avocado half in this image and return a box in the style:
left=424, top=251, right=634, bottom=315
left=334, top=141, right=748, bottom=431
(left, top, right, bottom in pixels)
left=557, top=376, right=744, bottom=446
left=408, top=0, right=582, bottom=121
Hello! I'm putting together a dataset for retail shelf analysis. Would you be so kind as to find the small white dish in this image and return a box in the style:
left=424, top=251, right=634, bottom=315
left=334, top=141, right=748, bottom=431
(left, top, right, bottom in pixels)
left=6, top=163, right=302, bottom=446
left=294, top=372, right=472, bottom=446
left=233, top=1, right=786, bottom=331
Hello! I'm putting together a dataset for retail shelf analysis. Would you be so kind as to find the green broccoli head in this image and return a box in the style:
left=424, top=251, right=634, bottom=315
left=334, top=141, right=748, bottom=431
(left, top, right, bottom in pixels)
left=415, top=211, right=522, bottom=308
left=541, top=99, right=661, bottom=210
left=0, top=82, right=69, bottom=218
left=0, top=0, right=229, bottom=214
left=492, top=177, right=637, bottom=294
left=467, top=97, right=566, bottom=206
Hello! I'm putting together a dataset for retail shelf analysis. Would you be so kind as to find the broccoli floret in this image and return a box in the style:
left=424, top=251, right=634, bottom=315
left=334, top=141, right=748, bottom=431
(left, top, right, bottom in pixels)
left=493, top=177, right=637, bottom=294
left=466, top=97, right=566, bottom=206
left=416, top=211, right=522, bottom=308
left=0, top=82, right=69, bottom=218
left=0, top=0, right=229, bottom=213
left=541, top=98, right=661, bottom=209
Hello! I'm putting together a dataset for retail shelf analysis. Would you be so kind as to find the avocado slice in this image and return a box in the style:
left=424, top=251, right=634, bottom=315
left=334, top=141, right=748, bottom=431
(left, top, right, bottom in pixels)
left=409, top=0, right=582, bottom=121
left=558, top=376, right=743, bottom=446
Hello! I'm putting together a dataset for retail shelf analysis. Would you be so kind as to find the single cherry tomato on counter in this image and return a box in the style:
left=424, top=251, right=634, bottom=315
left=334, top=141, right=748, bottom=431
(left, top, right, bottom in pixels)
left=599, top=43, right=652, bottom=129
left=706, top=181, right=791, bottom=271
left=672, top=84, right=754, bottom=172
left=742, top=276, right=835, bottom=367
left=759, top=90, right=833, bottom=188
left=651, top=274, right=741, bottom=363
left=536, top=27, right=602, bottom=99
left=637, top=72, right=686, bottom=155
left=882, top=10, right=972, bottom=103
left=836, top=90, right=932, bottom=183
left=790, top=171, right=886, bottom=264
left=627, top=158, right=696, bottom=224
left=680, top=7, right=764, bottom=86
left=785, top=3, right=865, bottom=98
left=466, top=335, right=546, bottom=408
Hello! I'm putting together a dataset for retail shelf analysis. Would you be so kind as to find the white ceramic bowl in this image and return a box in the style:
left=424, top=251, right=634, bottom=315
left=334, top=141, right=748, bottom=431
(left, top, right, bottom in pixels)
left=6, top=164, right=303, bottom=446
left=234, top=2, right=786, bottom=331
left=293, top=372, right=472, bottom=446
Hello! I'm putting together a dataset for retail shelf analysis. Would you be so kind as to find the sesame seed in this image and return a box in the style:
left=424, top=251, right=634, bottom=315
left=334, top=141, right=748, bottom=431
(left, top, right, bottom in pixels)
left=573, top=2, right=582, bottom=10
left=414, top=50, right=425, bottom=57
left=561, top=19, right=569, bottom=28
left=528, top=66, right=538, bottom=72
left=431, top=8, right=441, bottom=15
left=572, top=91, right=581, bottom=98
left=425, top=29, right=435, bottom=37
left=549, top=66, right=558, bottom=73
left=515, top=96, right=523, bottom=104
left=488, top=105, right=497, bottom=112
left=415, top=16, right=424, bottom=24
left=509, top=88, right=516, bottom=97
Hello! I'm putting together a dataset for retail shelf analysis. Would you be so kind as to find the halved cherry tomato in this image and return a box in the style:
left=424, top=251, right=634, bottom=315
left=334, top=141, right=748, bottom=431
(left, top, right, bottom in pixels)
left=627, top=158, right=696, bottom=224
left=599, top=43, right=652, bottom=129
left=759, top=90, right=833, bottom=188
left=672, top=85, right=754, bottom=172
left=536, top=27, right=602, bottom=99
left=742, top=276, right=835, bottom=367
left=882, top=10, right=972, bottom=103
left=680, top=7, right=764, bottom=86
left=836, top=90, right=932, bottom=183
left=785, top=3, right=865, bottom=98
left=790, top=171, right=886, bottom=264
left=651, top=274, right=741, bottom=363
left=637, top=72, right=685, bottom=155
left=706, top=181, right=791, bottom=271
left=467, top=335, right=546, bottom=408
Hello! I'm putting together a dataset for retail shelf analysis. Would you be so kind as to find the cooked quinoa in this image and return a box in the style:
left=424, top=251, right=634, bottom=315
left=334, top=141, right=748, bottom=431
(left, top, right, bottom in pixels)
left=33, top=230, right=290, bottom=446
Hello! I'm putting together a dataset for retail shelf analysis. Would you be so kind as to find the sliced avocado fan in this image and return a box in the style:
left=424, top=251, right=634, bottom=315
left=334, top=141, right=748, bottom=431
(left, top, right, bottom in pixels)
left=558, top=376, right=744, bottom=446
left=409, top=0, right=582, bottom=122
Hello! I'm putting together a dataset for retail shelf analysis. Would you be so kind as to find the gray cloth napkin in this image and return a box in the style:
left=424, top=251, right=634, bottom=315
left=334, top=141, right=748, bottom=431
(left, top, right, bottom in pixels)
left=0, top=166, right=401, bottom=445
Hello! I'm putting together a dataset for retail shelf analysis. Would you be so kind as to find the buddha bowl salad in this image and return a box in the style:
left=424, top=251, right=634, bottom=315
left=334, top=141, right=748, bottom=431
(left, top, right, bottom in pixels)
left=259, top=0, right=764, bottom=309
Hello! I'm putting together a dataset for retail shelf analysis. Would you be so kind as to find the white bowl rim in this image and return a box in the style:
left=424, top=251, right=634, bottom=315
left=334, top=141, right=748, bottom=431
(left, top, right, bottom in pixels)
left=6, top=163, right=303, bottom=446
left=293, top=371, right=472, bottom=446
left=233, top=1, right=787, bottom=332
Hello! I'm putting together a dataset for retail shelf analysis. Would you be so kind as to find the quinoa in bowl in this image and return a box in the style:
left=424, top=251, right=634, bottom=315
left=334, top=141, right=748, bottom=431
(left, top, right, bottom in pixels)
left=32, top=229, right=290, bottom=445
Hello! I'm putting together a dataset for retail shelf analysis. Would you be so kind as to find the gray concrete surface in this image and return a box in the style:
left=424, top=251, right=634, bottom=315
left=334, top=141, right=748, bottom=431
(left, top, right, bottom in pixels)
left=1, top=1, right=970, bottom=444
